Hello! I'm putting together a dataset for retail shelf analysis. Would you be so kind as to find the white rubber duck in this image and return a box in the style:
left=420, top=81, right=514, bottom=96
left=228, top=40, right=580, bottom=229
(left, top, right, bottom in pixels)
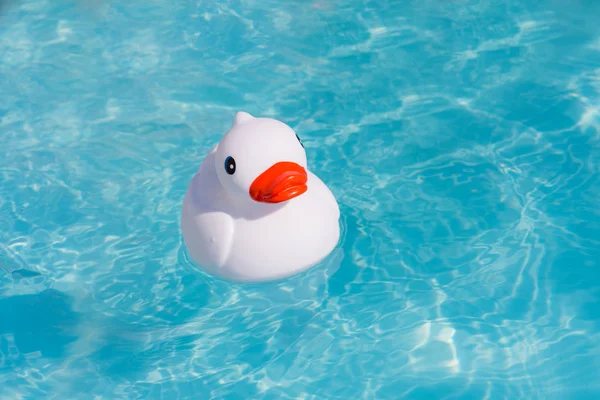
left=181, top=111, right=341, bottom=283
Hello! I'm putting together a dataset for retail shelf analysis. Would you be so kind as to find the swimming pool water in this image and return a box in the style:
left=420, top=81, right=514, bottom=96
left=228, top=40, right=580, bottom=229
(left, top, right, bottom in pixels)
left=2, top=0, right=600, bottom=398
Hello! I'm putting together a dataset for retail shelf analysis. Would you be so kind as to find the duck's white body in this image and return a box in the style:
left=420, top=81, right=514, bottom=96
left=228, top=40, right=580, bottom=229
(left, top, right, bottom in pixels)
left=181, top=112, right=340, bottom=283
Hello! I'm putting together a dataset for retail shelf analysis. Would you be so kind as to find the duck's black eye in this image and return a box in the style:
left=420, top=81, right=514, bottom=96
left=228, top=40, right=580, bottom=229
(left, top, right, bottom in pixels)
left=224, top=156, right=236, bottom=175
left=296, top=134, right=304, bottom=148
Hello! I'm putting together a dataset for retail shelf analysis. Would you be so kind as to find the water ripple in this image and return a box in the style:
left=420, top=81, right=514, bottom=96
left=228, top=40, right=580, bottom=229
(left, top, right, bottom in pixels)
left=2, top=0, right=600, bottom=398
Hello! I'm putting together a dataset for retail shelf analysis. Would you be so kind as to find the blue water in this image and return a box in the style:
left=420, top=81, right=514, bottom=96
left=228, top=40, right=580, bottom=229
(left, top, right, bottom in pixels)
left=1, top=0, right=600, bottom=398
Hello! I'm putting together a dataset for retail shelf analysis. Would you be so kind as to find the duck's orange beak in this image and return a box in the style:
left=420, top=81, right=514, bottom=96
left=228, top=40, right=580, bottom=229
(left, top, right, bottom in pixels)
left=249, top=162, right=308, bottom=203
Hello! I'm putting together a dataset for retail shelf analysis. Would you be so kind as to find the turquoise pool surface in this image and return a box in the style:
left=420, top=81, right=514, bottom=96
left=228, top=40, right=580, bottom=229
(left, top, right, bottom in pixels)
left=2, top=0, right=600, bottom=398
